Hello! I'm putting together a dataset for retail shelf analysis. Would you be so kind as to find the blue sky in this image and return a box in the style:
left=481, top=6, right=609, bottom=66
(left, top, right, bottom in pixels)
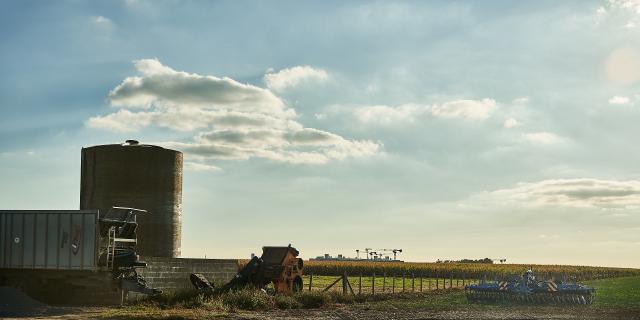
left=1, top=0, right=640, bottom=267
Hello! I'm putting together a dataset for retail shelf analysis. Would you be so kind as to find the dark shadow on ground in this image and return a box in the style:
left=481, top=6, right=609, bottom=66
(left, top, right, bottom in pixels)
left=0, top=286, right=78, bottom=318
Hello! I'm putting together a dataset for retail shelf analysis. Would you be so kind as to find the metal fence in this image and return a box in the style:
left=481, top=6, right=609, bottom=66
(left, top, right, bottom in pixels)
left=304, top=271, right=591, bottom=295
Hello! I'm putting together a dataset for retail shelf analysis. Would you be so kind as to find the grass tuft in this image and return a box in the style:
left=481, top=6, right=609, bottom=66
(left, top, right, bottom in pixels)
left=274, top=294, right=302, bottom=309
left=296, top=291, right=332, bottom=308
left=222, top=289, right=274, bottom=311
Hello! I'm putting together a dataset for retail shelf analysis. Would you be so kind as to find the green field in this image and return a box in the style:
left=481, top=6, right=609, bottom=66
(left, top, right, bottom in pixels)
left=584, top=276, right=640, bottom=308
left=365, top=276, right=640, bottom=311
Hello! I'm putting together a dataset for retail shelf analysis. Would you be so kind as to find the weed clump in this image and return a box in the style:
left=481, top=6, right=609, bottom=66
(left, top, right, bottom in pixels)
left=275, top=295, right=301, bottom=309
left=222, top=289, right=274, bottom=311
left=147, top=289, right=205, bottom=308
left=297, top=291, right=331, bottom=308
left=329, top=291, right=354, bottom=304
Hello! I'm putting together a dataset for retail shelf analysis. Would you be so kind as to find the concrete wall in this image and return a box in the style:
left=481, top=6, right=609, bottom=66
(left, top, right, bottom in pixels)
left=125, top=257, right=239, bottom=302
left=136, top=257, right=239, bottom=293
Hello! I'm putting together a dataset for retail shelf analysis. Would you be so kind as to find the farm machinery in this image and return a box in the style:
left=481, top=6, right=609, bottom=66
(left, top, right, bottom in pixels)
left=465, top=269, right=595, bottom=305
left=98, top=207, right=162, bottom=296
left=191, top=245, right=304, bottom=296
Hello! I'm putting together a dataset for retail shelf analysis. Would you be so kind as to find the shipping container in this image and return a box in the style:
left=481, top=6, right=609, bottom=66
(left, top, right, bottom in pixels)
left=0, top=210, right=99, bottom=270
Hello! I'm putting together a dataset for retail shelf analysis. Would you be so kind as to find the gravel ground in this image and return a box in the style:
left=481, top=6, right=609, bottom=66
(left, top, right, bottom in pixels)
left=229, top=306, right=640, bottom=320
left=3, top=305, right=638, bottom=320
left=2, top=286, right=638, bottom=320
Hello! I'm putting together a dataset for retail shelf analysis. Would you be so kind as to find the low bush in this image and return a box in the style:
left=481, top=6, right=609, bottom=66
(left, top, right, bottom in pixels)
left=328, top=291, right=354, bottom=304
left=147, top=289, right=204, bottom=308
left=275, top=295, right=301, bottom=309
left=222, top=289, right=274, bottom=311
left=297, top=291, right=331, bottom=309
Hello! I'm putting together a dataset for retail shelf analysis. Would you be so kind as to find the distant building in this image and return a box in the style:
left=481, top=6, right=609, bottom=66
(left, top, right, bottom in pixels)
left=310, top=253, right=402, bottom=262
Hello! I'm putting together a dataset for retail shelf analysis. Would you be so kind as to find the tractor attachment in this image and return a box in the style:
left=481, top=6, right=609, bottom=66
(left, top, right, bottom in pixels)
left=98, top=207, right=162, bottom=296
left=465, top=269, right=595, bottom=305
left=191, top=244, right=304, bottom=296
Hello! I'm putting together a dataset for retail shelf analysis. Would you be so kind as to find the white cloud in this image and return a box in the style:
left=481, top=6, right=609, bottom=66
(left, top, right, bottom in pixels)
left=609, top=0, right=640, bottom=14
left=264, top=66, right=328, bottom=91
left=430, top=98, right=496, bottom=120
left=88, top=59, right=380, bottom=166
left=524, top=132, right=562, bottom=145
left=352, top=98, right=496, bottom=125
left=87, top=109, right=153, bottom=132
left=603, top=0, right=640, bottom=29
left=503, top=118, right=521, bottom=128
left=489, top=178, right=640, bottom=209
left=109, top=59, right=291, bottom=118
left=93, top=15, right=113, bottom=26
left=608, top=95, right=631, bottom=105
left=354, top=104, right=428, bottom=125
left=512, top=97, right=529, bottom=104
left=162, top=127, right=380, bottom=165
left=184, top=162, right=221, bottom=172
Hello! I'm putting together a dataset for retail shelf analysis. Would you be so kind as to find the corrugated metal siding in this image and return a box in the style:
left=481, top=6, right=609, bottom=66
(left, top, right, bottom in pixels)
left=0, top=210, right=98, bottom=270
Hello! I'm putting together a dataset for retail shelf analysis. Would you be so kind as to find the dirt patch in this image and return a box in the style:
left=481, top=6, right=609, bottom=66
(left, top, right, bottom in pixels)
left=229, top=307, right=640, bottom=320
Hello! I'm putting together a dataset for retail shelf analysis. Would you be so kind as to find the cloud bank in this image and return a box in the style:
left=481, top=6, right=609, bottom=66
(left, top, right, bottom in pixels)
left=87, top=59, right=379, bottom=165
left=352, top=98, right=497, bottom=125
left=490, top=178, right=640, bottom=209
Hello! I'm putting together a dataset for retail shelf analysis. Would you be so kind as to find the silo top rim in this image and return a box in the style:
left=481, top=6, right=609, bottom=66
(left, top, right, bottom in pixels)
left=82, top=141, right=182, bottom=154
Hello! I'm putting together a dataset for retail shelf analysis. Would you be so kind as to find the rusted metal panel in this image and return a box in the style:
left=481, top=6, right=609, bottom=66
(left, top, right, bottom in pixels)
left=0, top=210, right=98, bottom=270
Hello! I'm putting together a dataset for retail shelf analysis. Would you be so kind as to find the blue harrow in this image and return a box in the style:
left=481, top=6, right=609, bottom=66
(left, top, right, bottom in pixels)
left=465, top=269, right=595, bottom=305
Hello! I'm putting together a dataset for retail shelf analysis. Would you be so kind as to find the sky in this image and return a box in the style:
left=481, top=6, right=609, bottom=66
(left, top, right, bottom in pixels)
left=1, top=0, right=640, bottom=267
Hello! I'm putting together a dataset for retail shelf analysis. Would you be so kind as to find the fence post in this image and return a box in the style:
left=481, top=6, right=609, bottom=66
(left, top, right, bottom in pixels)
left=420, top=273, right=423, bottom=292
left=429, top=276, right=432, bottom=290
left=462, top=272, right=465, bottom=286
left=383, top=273, right=386, bottom=293
left=309, top=273, right=313, bottom=291
left=436, top=272, right=439, bottom=289
left=402, top=273, right=406, bottom=292
left=359, top=273, right=362, bottom=295
left=412, top=273, right=415, bottom=292
left=456, top=273, right=459, bottom=287
left=372, top=273, right=376, bottom=295
left=342, top=272, right=348, bottom=295
left=450, top=272, right=453, bottom=289
left=392, top=273, right=395, bottom=293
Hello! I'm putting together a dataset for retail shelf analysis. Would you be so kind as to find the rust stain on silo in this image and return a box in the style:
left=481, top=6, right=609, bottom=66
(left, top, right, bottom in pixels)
left=80, top=141, right=182, bottom=257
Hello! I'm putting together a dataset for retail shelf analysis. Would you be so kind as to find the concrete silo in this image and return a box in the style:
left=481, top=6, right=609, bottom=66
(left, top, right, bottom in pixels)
left=80, top=140, right=182, bottom=257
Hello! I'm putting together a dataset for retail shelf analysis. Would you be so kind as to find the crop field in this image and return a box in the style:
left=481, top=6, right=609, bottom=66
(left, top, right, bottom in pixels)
left=303, top=260, right=640, bottom=281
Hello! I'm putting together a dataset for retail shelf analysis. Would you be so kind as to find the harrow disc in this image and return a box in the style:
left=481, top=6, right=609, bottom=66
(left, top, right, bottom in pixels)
left=465, top=289, right=594, bottom=305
